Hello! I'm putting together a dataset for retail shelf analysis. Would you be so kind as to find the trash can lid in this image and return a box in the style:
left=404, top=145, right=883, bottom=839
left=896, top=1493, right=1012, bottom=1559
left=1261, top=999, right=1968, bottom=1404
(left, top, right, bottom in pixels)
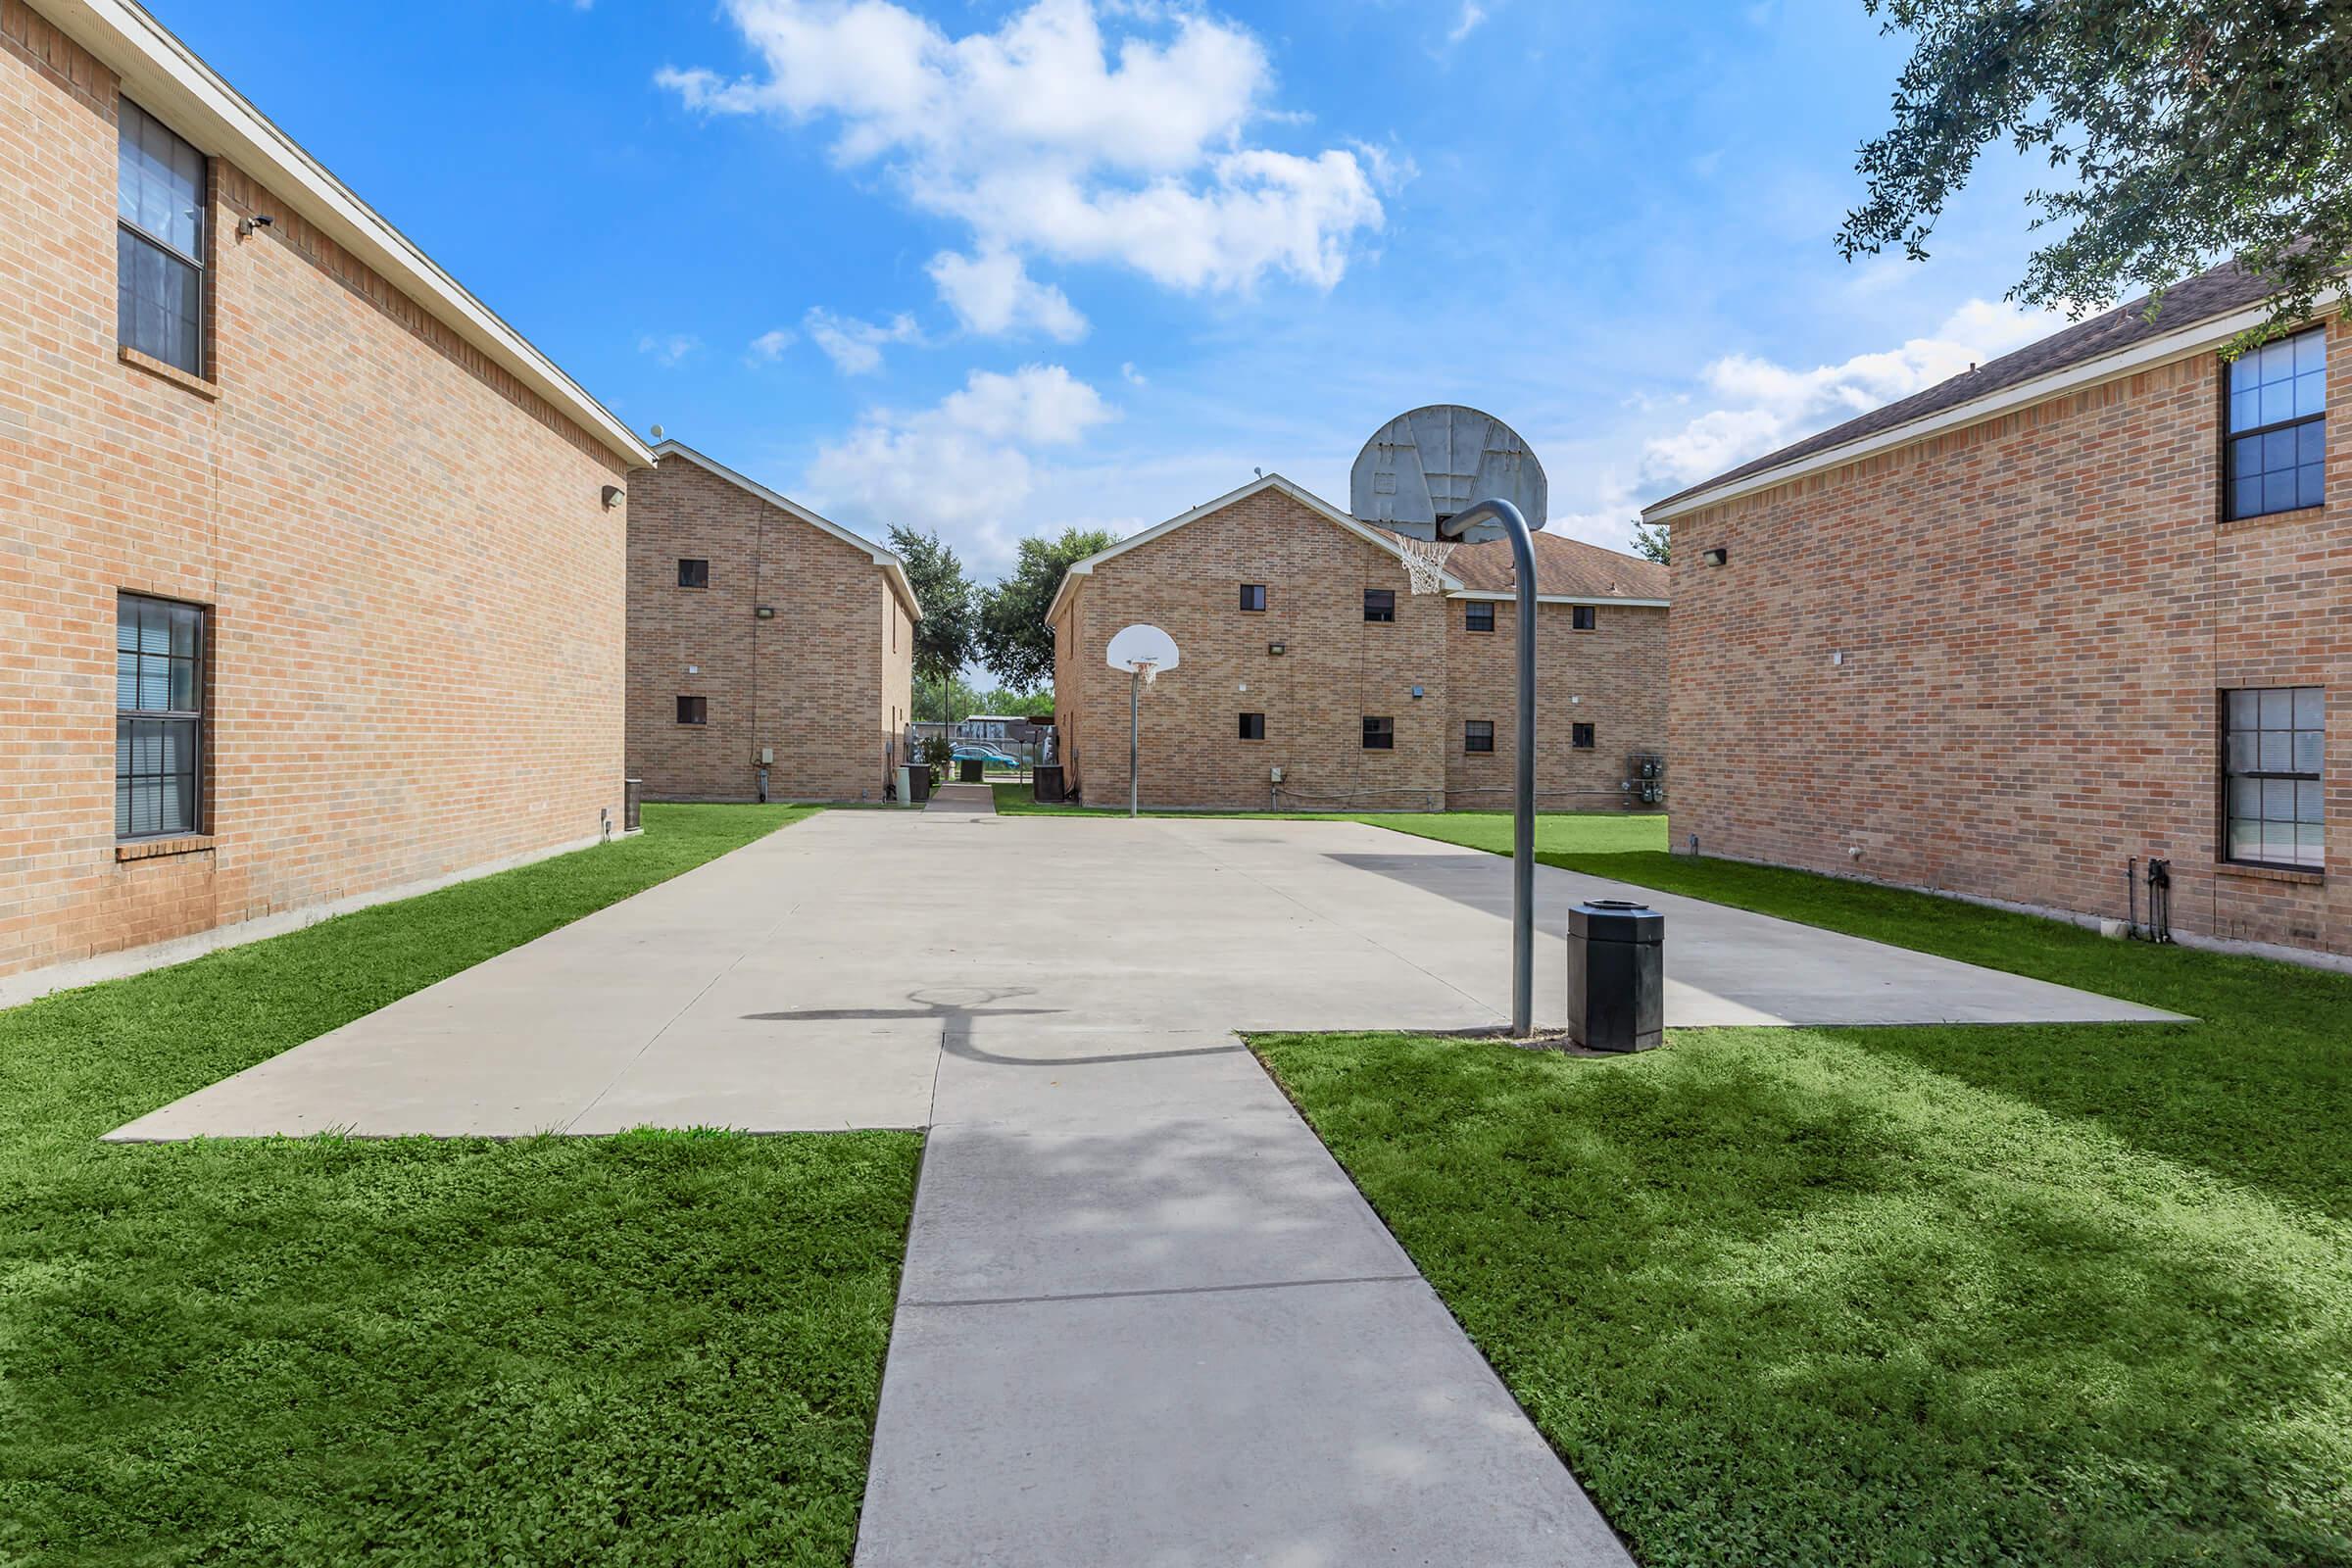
left=1569, top=899, right=1664, bottom=941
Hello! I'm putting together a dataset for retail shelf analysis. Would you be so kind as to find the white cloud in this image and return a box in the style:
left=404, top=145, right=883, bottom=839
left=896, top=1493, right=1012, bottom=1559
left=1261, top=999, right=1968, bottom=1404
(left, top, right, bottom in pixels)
left=749, top=327, right=797, bottom=361
left=1446, top=3, right=1488, bottom=44
left=804, top=308, right=922, bottom=375
left=659, top=0, right=1387, bottom=297
left=1120, top=361, right=1147, bottom=385
left=1640, top=299, right=2064, bottom=488
left=636, top=332, right=702, bottom=367
left=805, top=365, right=1116, bottom=564
left=928, top=248, right=1089, bottom=341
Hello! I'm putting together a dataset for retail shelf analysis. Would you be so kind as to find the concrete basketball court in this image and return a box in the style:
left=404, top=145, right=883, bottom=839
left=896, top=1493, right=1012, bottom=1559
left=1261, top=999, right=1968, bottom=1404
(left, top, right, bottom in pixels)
left=108, top=808, right=2177, bottom=1566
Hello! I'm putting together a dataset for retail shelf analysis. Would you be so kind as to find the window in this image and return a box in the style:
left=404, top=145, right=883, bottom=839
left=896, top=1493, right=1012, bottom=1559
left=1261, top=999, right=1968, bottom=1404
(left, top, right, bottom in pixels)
left=1363, top=589, right=1396, bottom=623
left=118, top=100, right=206, bottom=376
left=676, top=695, right=708, bottom=725
left=2225, top=329, right=2327, bottom=519
left=116, top=594, right=204, bottom=838
left=1572, top=722, right=1595, bottom=750
left=1240, top=583, right=1267, bottom=612
left=1239, top=711, right=1265, bottom=741
left=2225, top=687, right=2324, bottom=869
left=677, top=558, right=710, bottom=588
left=1362, top=715, right=1395, bottom=750
left=1572, top=605, right=1597, bottom=631
left=1465, top=600, right=1494, bottom=633
left=1464, top=719, right=1494, bottom=754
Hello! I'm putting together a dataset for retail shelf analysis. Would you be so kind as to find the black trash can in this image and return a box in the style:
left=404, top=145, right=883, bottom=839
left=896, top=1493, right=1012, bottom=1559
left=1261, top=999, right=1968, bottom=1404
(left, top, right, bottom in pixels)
left=1033, top=764, right=1067, bottom=804
left=959, top=757, right=983, bottom=783
left=907, top=764, right=932, bottom=804
left=1567, top=899, right=1664, bottom=1053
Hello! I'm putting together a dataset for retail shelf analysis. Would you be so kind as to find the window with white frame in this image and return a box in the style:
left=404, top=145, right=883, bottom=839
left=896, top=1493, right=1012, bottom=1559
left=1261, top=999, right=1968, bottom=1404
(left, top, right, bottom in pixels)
left=2225, top=330, right=2326, bottom=520
left=118, top=100, right=207, bottom=376
left=2225, top=687, right=2324, bottom=869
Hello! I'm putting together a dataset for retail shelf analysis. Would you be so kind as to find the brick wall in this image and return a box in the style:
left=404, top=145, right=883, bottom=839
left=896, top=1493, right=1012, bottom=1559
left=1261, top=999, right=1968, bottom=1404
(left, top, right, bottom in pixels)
left=624, top=455, right=912, bottom=803
left=1445, top=599, right=1668, bottom=811
left=0, top=3, right=630, bottom=981
left=1667, top=315, right=2350, bottom=957
left=1053, top=484, right=1667, bottom=811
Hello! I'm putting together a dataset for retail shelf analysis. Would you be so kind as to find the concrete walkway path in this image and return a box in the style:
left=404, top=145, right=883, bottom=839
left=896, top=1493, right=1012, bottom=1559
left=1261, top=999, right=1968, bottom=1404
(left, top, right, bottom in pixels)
left=923, top=780, right=997, bottom=814
left=106, top=811, right=2178, bottom=1563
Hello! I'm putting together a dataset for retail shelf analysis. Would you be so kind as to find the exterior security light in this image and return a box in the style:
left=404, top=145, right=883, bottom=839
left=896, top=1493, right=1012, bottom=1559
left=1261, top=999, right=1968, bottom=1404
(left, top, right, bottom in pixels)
left=602, top=484, right=624, bottom=511
left=756, top=606, right=776, bottom=619
left=1701, top=547, right=1729, bottom=567
left=1268, top=641, right=1285, bottom=656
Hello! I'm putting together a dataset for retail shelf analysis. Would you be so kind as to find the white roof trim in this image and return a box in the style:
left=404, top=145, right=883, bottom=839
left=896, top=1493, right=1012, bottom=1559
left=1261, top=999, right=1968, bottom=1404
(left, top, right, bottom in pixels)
left=653, top=441, right=921, bottom=617
left=1045, top=472, right=1461, bottom=626
left=49, top=0, right=654, bottom=468
left=1450, top=591, right=1671, bottom=608
left=1641, top=294, right=2343, bottom=522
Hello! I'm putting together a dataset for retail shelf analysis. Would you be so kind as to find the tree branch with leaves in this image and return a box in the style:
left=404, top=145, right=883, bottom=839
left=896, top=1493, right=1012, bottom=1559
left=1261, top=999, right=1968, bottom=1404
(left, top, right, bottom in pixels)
left=1841, top=0, right=2350, bottom=341
left=888, top=525, right=977, bottom=726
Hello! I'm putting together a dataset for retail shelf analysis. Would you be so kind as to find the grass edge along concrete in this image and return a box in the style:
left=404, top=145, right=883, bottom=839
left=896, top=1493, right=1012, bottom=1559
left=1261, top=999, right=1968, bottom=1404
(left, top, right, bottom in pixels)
left=1255, top=812, right=2352, bottom=1567
left=0, top=803, right=917, bottom=1565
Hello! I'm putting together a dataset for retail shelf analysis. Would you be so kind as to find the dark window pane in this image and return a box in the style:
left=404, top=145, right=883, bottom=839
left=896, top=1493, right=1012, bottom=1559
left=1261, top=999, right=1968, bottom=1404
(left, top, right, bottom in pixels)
left=1361, top=716, right=1394, bottom=750
left=1465, top=601, right=1493, bottom=631
left=677, top=558, right=710, bottom=588
left=1464, top=720, right=1494, bottom=754
left=1364, top=590, right=1395, bottom=622
left=1239, top=711, right=1264, bottom=740
left=119, top=100, right=206, bottom=259
left=118, top=227, right=202, bottom=374
left=1240, top=584, right=1266, bottom=612
left=1572, top=723, right=1594, bottom=750
left=1572, top=605, right=1596, bottom=630
left=676, top=696, right=707, bottom=725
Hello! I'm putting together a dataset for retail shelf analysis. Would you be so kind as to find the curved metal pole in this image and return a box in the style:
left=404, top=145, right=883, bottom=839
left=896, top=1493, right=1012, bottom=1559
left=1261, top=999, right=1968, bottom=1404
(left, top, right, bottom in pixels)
left=1440, top=499, right=1536, bottom=1036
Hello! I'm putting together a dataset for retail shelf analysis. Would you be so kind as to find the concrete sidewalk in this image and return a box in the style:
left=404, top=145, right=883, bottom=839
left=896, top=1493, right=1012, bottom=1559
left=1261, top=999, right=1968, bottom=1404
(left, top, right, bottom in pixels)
left=923, top=780, right=997, bottom=814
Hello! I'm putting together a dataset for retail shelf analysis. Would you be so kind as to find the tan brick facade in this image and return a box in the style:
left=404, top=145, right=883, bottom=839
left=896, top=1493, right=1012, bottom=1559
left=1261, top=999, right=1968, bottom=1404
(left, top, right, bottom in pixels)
left=625, top=447, right=916, bottom=804
left=0, top=2, right=638, bottom=986
left=1663, top=313, right=2350, bottom=959
left=1051, top=481, right=1667, bottom=811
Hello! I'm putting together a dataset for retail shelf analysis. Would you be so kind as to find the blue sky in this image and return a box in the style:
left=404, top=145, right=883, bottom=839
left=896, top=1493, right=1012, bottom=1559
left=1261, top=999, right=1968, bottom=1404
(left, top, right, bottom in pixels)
left=162, top=0, right=2065, bottom=578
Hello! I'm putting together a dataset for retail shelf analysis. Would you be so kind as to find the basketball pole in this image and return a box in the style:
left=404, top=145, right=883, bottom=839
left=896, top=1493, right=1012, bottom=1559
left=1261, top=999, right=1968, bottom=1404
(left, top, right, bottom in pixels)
left=1440, top=499, right=1537, bottom=1037
left=1129, top=666, right=1141, bottom=818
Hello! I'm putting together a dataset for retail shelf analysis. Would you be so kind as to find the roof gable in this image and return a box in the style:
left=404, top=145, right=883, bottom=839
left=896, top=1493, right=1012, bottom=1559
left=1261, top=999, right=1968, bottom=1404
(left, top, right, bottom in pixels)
left=1045, top=473, right=1460, bottom=625
left=653, top=441, right=921, bottom=617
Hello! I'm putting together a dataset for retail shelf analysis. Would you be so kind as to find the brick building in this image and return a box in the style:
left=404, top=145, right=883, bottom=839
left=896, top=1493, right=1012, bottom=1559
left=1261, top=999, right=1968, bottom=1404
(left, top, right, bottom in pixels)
left=1048, top=475, right=1668, bottom=811
left=1647, top=261, right=2346, bottom=962
left=0, top=0, right=654, bottom=995
left=626, top=441, right=919, bottom=804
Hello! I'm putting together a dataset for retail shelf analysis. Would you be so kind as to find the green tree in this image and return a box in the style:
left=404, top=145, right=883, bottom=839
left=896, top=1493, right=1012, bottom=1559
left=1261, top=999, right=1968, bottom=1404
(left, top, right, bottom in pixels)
left=1629, top=519, right=1669, bottom=565
left=977, top=686, right=1055, bottom=718
left=976, top=526, right=1119, bottom=693
left=1840, top=1, right=2351, bottom=339
left=888, top=525, right=977, bottom=726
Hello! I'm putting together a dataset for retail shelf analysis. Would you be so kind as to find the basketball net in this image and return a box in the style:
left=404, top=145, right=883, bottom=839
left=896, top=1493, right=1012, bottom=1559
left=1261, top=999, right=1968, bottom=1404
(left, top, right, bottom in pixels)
left=1131, top=660, right=1160, bottom=687
left=1395, top=535, right=1455, bottom=594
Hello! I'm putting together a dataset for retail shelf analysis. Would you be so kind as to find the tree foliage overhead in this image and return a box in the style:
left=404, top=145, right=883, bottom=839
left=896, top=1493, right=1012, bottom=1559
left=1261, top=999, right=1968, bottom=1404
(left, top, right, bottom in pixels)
left=1629, top=519, right=1670, bottom=565
left=1840, top=0, right=2351, bottom=339
left=887, top=524, right=976, bottom=695
left=976, top=526, right=1120, bottom=693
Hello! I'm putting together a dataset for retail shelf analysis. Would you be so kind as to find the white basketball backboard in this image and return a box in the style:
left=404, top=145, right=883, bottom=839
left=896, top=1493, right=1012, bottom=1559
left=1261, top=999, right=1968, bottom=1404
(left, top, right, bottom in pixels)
left=1105, top=623, right=1181, bottom=674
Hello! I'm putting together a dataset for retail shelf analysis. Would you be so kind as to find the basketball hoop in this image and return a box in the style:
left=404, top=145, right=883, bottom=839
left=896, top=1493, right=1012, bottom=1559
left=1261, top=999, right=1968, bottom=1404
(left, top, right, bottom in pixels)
left=1105, top=624, right=1181, bottom=817
left=1394, top=534, right=1456, bottom=595
left=1132, top=661, right=1160, bottom=687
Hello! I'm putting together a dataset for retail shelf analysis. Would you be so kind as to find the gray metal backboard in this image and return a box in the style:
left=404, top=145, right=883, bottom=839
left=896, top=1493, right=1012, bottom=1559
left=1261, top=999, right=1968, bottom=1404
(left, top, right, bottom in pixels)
left=1349, top=405, right=1547, bottom=540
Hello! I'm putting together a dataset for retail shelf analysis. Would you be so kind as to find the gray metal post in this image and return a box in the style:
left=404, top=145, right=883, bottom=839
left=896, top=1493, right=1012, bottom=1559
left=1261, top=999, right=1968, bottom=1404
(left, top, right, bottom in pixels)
left=1440, top=499, right=1537, bottom=1036
left=1129, top=667, right=1141, bottom=818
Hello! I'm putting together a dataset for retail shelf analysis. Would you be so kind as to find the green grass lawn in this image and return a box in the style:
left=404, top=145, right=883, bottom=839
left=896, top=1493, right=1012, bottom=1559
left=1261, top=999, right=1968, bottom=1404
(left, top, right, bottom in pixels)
left=0, top=805, right=920, bottom=1566
left=1257, top=814, right=2352, bottom=1566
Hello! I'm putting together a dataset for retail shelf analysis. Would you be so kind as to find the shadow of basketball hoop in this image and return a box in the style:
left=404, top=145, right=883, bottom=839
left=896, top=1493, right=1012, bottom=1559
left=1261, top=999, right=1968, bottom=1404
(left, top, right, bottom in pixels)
left=743, top=986, right=1246, bottom=1066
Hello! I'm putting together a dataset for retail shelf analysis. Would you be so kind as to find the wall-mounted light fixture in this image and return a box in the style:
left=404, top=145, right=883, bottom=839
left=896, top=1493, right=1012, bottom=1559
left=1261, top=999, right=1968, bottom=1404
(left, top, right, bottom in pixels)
left=1268, top=641, right=1286, bottom=657
left=602, top=484, right=625, bottom=511
left=755, top=606, right=776, bottom=619
left=1701, top=547, right=1729, bottom=567
left=236, top=214, right=275, bottom=239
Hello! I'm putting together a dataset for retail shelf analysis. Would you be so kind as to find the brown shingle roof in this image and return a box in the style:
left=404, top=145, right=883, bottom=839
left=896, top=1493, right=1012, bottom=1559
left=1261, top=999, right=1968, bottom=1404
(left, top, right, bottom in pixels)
left=1370, top=526, right=1668, bottom=600
left=1644, top=257, right=2278, bottom=514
